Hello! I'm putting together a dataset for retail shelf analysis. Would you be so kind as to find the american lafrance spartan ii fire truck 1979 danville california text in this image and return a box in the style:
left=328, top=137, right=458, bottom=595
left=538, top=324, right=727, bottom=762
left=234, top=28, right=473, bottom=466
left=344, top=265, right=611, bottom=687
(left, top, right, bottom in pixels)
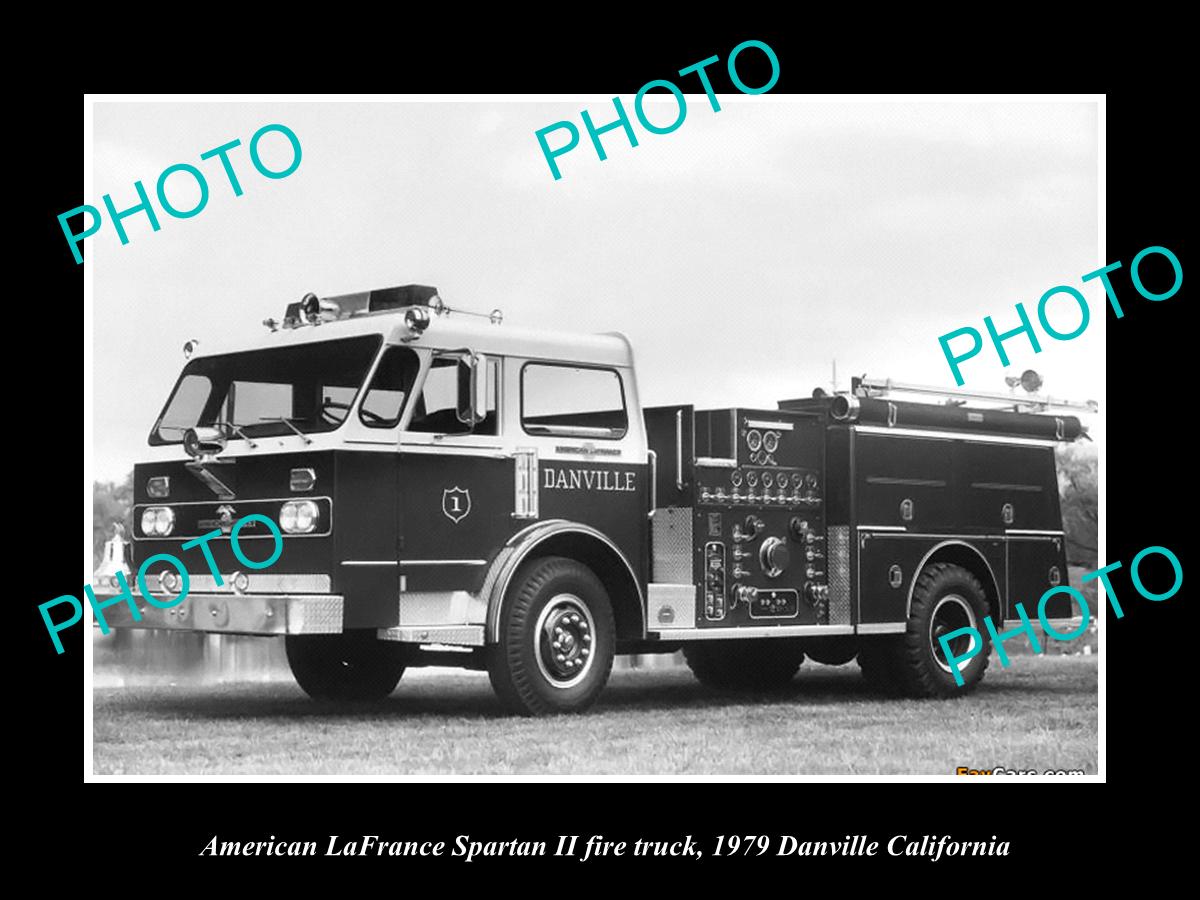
left=91, top=284, right=1094, bottom=715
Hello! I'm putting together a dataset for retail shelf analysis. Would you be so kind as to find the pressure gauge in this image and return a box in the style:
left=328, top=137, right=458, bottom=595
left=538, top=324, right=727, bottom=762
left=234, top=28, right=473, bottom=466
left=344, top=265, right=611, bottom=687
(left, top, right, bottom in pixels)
left=746, top=429, right=762, bottom=452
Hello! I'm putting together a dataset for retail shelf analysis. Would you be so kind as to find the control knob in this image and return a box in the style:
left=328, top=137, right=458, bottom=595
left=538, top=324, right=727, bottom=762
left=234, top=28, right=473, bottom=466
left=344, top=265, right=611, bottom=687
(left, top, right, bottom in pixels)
left=734, top=584, right=758, bottom=606
left=806, top=583, right=829, bottom=603
left=735, top=515, right=764, bottom=542
left=760, top=536, right=790, bottom=578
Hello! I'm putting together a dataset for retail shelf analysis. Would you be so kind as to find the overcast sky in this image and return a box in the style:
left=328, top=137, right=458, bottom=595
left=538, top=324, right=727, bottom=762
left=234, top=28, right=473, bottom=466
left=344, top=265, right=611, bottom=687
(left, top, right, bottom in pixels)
left=91, top=99, right=1101, bottom=481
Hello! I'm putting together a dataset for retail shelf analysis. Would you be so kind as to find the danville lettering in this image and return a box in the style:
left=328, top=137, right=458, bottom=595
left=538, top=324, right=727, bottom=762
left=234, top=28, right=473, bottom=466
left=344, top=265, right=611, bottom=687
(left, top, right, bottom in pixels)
left=542, top=466, right=636, bottom=492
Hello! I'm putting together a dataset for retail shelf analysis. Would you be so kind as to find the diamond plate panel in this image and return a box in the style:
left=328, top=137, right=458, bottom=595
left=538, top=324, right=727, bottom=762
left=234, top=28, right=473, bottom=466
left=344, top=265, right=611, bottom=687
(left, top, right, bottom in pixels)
left=378, top=625, right=485, bottom=646
left=647, top=583, right=697, bottom=630
left=827, top=525, right=851, bottom=625
left=288, top=596, right=343, bottom=634
left=651, top=508, right=694, bottom=583
left=398, top=591, right=487, bottom=626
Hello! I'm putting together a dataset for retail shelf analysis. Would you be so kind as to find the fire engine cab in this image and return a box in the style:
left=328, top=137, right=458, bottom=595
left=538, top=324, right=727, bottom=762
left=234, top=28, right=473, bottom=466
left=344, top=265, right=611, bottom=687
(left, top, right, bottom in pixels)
left=96, top=285, right=1094, bottom=715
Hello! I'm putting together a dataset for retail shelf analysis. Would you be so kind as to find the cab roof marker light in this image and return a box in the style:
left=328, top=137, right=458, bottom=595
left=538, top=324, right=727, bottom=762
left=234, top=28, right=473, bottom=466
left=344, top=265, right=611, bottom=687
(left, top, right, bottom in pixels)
left=290, top=468, right=316, bottom=492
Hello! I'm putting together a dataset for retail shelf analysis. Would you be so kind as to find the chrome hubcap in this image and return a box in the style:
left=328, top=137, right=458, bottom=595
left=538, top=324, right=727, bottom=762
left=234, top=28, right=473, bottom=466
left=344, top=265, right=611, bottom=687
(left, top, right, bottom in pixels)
left=930, top=594, right=978, bottom=674
left=534, top=594, right=596, bottom=689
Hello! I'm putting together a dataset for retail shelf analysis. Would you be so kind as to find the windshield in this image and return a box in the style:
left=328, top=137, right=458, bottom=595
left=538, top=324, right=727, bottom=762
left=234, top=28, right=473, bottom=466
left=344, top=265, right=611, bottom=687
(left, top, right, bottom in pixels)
left=150, top=335, right=383, bottom=445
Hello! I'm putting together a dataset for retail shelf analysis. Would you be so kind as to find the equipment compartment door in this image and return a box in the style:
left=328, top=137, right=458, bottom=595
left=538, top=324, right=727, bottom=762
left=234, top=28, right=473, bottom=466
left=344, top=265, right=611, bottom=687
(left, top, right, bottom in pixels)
left=398, top=450, right=516, bottom=593
left=857, top=534, right=932, bottom=625
left=333, top=451, right=401, bottom=629
left=1007, top=535, right=1070, bottom=621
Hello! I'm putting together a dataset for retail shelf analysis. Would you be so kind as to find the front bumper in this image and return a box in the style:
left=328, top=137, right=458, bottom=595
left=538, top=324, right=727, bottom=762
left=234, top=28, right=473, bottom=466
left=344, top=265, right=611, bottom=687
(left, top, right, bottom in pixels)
left=92, top=590, right=343, bottom=636
left=90, top=585, right=488, bottom=645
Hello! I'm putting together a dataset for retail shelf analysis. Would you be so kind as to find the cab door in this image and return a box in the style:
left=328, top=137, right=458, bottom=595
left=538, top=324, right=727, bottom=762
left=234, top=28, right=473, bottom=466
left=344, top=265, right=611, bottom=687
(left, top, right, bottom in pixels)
left=397, top=353, right=516, bottom=593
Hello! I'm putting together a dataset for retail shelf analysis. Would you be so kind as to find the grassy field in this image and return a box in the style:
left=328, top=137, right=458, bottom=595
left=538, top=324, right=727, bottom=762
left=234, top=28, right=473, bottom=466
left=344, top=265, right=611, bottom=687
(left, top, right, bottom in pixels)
left=93, top=655, right=1097, bottom=776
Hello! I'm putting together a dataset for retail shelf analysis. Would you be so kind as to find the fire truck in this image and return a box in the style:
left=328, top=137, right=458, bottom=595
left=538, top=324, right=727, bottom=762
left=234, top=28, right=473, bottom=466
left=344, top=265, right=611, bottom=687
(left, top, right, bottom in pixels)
left=95, top=285, right=1094, bottom=715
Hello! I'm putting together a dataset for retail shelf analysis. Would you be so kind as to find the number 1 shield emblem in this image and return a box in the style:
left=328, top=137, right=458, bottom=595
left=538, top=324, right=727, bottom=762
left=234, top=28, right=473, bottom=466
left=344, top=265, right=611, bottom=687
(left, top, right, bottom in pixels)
left=442, top=487, right=471, bottom=523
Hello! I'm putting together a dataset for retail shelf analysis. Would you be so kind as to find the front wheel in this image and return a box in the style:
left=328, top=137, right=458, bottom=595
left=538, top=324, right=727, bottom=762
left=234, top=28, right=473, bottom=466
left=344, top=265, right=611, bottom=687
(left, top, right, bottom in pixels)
left=486, top=556, right=616, bottom=716
left=285, top=631, right=406, bottom=702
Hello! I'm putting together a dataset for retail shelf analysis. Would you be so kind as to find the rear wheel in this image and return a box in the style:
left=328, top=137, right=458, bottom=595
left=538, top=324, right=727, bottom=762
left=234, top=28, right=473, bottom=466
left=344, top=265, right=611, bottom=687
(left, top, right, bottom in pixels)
left=684, top=640, right=805, bottom=692
left=899, top=563, right=991, bottom=697
left=285, top=631, right=406, bottom=701
left=487, top=556, right=616, bottom=716
left=858, top=563, right=992, bottom=697
left=859, top=564, right=988, bottom=696
left=858, top=564, right=991, bottom=697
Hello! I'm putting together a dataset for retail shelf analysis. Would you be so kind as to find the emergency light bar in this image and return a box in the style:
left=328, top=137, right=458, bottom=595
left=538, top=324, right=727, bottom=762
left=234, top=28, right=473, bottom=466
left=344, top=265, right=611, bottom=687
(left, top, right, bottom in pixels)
left=367, top=284, right=440, bottom=311
left=264, top=284, right=503, bottom=332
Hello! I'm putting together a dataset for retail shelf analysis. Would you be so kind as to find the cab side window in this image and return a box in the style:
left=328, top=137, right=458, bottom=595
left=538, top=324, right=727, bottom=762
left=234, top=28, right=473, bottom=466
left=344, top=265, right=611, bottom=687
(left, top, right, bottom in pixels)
left=359, top=347, right=420, bottom=428
left=407, top=355, right=499, bottom=435
left=521, top=364, right=627, bottom=438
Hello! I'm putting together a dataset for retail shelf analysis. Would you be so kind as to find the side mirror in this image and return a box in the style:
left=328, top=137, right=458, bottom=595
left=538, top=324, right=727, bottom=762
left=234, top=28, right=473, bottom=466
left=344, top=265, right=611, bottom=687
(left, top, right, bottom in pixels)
left=456, top=353, right=488, bottom=425
left=183, top=425, right=227, bottom=459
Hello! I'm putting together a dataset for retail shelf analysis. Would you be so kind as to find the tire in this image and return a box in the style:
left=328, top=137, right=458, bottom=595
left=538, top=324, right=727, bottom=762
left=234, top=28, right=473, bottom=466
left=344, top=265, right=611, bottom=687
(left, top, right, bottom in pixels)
left=898, top=562, right=991, bottom=698
left=285, top=631, right=406, bottom=702
left=486, top=556, right=616, bottom=716
left=684, top=639, right=805, bottom=692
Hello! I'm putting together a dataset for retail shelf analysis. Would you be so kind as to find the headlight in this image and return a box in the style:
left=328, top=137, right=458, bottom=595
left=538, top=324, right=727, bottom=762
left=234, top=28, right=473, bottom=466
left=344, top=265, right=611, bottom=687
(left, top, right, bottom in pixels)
left=141, top=506, right=175, bottom=536
left=280, top=500, right=319, bottom=534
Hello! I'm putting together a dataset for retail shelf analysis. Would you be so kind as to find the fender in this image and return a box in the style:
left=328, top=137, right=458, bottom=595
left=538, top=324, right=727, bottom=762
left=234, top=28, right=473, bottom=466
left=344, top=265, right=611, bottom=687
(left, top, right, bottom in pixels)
left=905, top=540, right=1002, bottom=618
left=482, top=518, right=645, bottom=643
